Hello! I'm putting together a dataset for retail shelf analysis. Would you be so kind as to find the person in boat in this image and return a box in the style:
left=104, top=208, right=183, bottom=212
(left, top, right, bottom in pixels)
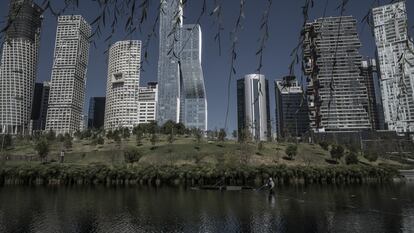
left=267, top=177, right=275, bottom=194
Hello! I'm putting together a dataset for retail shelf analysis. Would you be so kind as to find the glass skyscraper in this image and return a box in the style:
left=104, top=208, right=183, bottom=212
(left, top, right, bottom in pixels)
left=179, top=25, right=207, bottom=131
left=157, top=0, right=183, bottom=125
left=157, top=0, right=207, bottom=131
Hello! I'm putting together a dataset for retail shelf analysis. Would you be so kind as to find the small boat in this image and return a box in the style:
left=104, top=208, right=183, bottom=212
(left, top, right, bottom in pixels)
left=191, top=185, right=254, bottom=191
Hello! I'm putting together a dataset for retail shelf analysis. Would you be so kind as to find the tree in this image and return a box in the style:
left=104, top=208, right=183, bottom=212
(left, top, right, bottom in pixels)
left=232, top=130, right=238, bottom=139
left=345, top=152, right=359, bottom=165
left=285, top=144, right=298, bottom=160
left=1, top=134, right=12, bottom=150
left=121, top=128, right=130, bottom=139
left=134, top=129, right=143, bottom=146
left=35, top=139, right=49, bottom=163
left=168, top=130, right=175, bottom=144
left=63, top=134, right=73, bottom=149
left=45, top=130, right=56, bottom=141
left=193, top=129, right=202, bottom=144
left=124, top=147, right=142, bottom=164
left=150, top=133, right=158, bottom=146
left=330, top=145, right=345, bottom=162
left=218, top=129, right=226, bottom=142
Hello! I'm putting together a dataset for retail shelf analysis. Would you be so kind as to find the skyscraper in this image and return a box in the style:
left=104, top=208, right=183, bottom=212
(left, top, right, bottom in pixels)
left=237, top=74, right=271, bottom=141
left=360, top=59, right=382, bottom=130
left=303, top=16, right=372, bottom=132
left=178, top=25, right=208, bottom=131
left=104, top=40, right=142, bottom=131
left=46, top=15, right=91, bottom=135
left=31, top=81, right=50, bottom=132
left=157, top=0, right=183, bottom=125
left=0, top=0, right=43, bottom=135
left=372, top=1, right=414, bottom=135
left=88, top=97, right=106, bottom=129
left=138, top=82, right=158, bottom=124
left=275, top=76, right=310, bottom=138
left=156, top=0, right=208, bottom=130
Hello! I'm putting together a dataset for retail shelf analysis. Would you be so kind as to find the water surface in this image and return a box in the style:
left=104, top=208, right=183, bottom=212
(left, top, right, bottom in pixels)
left=0, top=184, right=413, bottom=233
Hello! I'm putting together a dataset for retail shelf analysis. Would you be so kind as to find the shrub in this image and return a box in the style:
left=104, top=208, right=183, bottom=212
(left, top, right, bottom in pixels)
left=330, top=145, right=344, bottom=162
left=364, top=150, right=379, bottom=162
left=257, top=141, right=264, bottom=151
left=285, top=144, right=298, bottom=160
left=345, top=152, right=359, bottom=165
left=319, top=141, right=330, bottom=151
left=124, top=147, right=142, bottom=164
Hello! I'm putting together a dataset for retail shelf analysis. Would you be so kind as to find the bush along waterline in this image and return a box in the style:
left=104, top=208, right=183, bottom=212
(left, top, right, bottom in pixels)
left=0, top=164, right=400, bottom=187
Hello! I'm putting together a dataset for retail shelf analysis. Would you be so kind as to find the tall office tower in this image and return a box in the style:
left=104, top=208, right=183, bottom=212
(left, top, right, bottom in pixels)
left=0, top=0, right=43, bottom=135
left=178, top=25, right=208, bottom=131
left=46, top=15, right=91, bottom=135
left=31, top=81, right=50, bottom=132
left=360, top=59, right=382, bottom=130
left=275, top=76, right=310, bottom=138
left=88, top=97, right=106, bottom=129
left=104, top=40, right=142, bottom=131
left=303, top=16, right=372, bottom=132
left=157, top=0, right=183, bottom=125
left=372, top=1, right=414, bottom=135
left=237, top=74, right=271, bottom=141
left=138, top=82, right=158, bottom=124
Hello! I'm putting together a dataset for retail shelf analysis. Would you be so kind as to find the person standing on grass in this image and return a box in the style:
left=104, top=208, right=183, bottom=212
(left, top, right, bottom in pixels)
left=60, top=150, right=65, bottom=163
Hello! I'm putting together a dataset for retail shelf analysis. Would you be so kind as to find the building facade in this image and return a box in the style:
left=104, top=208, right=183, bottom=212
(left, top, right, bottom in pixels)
left=31, top=81, right=50, bottom=132
left=303, top=16, right=372, bottom=132
left=237, top=74, right=271, bottom=141
left=157, top=0, right=183, bottom=125
left=0, top=0, right=43, bottom=135
left=360, top=59, right=383, bottom=130
left=372, top=1, right=414, bottom=135
left=178, top=25, right=208, bottom=131
left=46, top=15, right=91, bottom=135
left=275, top=76, right=310, bottom=138
left=138, top=82, right=158, bottom=124
left=88, top=97, right=106, bottom=129
left=104, top=40, right=142, bottom=131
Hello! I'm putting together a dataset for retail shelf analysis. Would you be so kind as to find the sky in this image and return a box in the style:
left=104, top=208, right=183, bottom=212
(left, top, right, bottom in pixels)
left=0, top=0, right=413, bottom=132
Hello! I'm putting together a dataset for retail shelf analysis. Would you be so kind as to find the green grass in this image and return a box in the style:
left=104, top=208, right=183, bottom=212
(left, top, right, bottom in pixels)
left=1, top=135, right=408, bottom=168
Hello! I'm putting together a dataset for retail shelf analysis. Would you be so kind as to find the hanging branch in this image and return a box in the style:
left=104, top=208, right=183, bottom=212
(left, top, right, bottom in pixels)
left=224, top=0, right=246, bottom=130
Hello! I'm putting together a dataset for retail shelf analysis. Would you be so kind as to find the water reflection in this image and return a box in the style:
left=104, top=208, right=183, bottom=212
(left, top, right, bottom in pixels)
left=0, top=184, right=413, bottom=233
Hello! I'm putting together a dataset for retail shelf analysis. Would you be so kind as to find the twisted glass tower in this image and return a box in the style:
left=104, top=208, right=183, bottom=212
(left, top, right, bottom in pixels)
left=157, top=0, right=207, bottom=130
left=157, top=0, right=183, bottom=125
left=179, top=25, right=207, bottom=131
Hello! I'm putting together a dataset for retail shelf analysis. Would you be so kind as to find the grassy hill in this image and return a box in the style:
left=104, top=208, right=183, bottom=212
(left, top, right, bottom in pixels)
left=2, top=135, right=408, bottom=169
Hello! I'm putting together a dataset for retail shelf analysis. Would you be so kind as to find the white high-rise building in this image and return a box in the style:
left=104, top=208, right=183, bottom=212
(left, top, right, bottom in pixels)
left=46, top=15, right=91, bottom=135
left=138, top=82, right=158, bottom=124
left=0, top=0, right=43, bottom=135
left=372, top=1, right=414, bottom=135
left=104, top=40, right=142, bottom=131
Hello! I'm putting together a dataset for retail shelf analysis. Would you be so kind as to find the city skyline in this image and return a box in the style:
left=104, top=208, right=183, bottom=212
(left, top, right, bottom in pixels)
left=0, top=0, right=410, bottom=130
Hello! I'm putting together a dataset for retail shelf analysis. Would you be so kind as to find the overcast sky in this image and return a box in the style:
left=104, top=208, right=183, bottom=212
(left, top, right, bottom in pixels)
left=1, top=0, right=413, bottom=132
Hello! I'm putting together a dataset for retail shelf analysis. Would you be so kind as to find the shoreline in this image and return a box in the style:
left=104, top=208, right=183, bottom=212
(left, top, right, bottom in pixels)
left=0, top=163, right=400, bottom=187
